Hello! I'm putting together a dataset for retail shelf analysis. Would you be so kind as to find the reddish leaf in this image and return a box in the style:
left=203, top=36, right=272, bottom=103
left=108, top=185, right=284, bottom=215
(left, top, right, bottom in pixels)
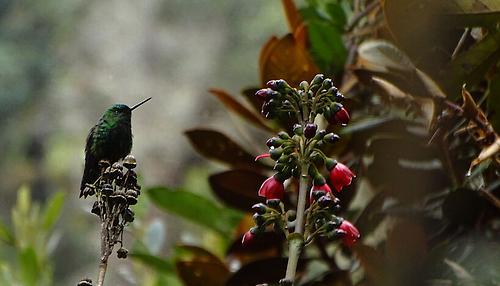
left=241, top=87, right=264, bottom=113
left=209, top=169, right=268, bottom=211
left=209, top=88, right=273, bottom=132
left=185, top=129, right=263, bottom=170
left=260, top=34, right=319, bottom=88
left=281, top=0, right=302, bottom=33
left=259, top=36, right=280, bottom=79
left=175, top=245, right=229, bottom=286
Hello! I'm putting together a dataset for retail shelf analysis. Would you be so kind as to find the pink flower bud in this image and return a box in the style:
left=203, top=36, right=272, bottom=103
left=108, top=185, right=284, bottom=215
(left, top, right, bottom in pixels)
left=329, top=106, right=350, bottom=126
left=328, top=162, right=355, bottom=192
left=258, top=175, right=285, bottom=200
left=335, top=107, right=350, bottom=126
left=339, top=220, right=360, bottom=246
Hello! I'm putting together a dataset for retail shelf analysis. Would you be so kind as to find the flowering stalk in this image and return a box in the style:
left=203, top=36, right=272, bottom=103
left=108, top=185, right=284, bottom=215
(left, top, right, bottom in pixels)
left=79, top=155, right=141, bottom=286
left=246, top=75, right=360, bottom=285
left=284, top=162, right=309, bottom=282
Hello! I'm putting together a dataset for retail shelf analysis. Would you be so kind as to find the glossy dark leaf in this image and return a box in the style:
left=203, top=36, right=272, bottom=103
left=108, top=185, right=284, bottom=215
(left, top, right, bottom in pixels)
left=385, top=220, right=428, bottom=285
left=444, top=0, right=500, bottom=27
left=442, top=29, right=500, bottom=97
left=354, top=244, right=387, bottom=286
left=147, top=187, right=243, bottom=236
left=176, top=260, right=229, bottom=286
left=357, top=40, right=446, bottom=99
left=354, top=192, right=386, bottom=236
left=442, top=188, right=487, bottom=226
left=383, top=0, right=458, bottom=76
left=209, top=169, right=268, bottom=211
left=209, top=88, right=273, bottom=132
left=185, top=129, right=262, bottom=170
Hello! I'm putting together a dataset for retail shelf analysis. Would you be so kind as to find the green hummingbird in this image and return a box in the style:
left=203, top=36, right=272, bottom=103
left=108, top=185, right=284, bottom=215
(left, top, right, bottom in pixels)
left=80, top=97, right=151, bottom=198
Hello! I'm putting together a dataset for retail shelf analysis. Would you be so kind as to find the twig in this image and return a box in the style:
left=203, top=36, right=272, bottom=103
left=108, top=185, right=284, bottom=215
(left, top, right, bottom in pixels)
left=97, top=221, right=110, bottom=286
left=346, top=1, right=379, bottom=32
left=451, top=28, right=470, bottom=59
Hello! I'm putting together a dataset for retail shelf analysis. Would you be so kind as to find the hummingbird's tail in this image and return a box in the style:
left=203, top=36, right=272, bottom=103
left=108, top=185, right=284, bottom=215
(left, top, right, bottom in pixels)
left=80, top=150, right=99, bottom=198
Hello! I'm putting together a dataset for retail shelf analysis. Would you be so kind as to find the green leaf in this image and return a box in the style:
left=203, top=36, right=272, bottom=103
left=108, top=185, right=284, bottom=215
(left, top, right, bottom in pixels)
left=147, top=187, right=243, bottom=236
left=18, top=247, right=39, bottom=286
left=0, top=220, right=14, bottom=246
left=130, top=252, right=174, bottom=273
left=325, top=2, right=347, bottom=28
left=308, top=20, right=347, bottom=72
left=42, top=192, right=65, bottom=231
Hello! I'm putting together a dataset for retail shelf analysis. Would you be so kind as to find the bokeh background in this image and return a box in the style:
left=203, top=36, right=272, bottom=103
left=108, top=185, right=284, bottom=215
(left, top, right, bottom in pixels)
left=1, top=1, right=499, bottom=286
left=0, top=1, right=288, bottom=284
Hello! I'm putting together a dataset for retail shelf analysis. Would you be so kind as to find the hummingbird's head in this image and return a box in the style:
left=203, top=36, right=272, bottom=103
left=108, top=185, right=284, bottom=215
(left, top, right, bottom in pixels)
left=109, top=104, right=132, bottom=115
left=103, top=104, right=132, bottom=123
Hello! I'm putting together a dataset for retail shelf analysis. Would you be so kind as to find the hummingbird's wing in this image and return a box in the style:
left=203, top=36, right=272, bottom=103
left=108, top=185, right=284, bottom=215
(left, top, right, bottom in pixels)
left=80, top=126, right=99, bottom=197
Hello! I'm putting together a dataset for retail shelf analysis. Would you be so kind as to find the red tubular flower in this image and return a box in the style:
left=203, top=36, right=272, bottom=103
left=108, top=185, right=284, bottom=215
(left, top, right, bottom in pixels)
left=309, top=182, right=332, bottom=203
left=258, top=174, right=285, bottom=200
left=241, top=230, right=255, bottom=245
left=339, top=220, right=360, bottom=246
left=328, top=162, right=355, bottom=192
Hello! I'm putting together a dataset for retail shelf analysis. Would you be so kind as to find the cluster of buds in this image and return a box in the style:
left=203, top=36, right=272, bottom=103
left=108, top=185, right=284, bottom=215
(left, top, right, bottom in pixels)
left=307, top=189, right=359, bottom=246
left=242, top=199, right=296, bottom=245
left=82, top=155, right=141, bottom=260
left=255, top=74, right=349, bottom=125
left=243, top=75, right=359, bottom=248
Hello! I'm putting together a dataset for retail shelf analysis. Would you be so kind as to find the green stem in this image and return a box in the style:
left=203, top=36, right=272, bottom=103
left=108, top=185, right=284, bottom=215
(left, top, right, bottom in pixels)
left=283, top=162, right=310, bottom=284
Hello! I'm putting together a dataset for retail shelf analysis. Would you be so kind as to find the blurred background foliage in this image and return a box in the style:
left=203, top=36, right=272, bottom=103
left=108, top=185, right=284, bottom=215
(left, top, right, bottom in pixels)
left=0, top=0, right=498, bottom=285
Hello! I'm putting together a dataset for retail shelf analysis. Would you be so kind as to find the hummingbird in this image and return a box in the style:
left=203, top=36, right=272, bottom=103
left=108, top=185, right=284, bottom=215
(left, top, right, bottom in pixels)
left=80, top=97, right=151, bottom=198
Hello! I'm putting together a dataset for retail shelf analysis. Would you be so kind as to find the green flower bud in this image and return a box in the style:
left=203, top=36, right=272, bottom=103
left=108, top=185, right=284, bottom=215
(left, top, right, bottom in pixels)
left=270, top=148, right=283, bottom=160
left=311, top=74, right=325, bottom=86
left=293, top=124, right=303, bottom=135
left=278, top=131, right=291, bottom=140
left=299, top=80, right=309, bottom=91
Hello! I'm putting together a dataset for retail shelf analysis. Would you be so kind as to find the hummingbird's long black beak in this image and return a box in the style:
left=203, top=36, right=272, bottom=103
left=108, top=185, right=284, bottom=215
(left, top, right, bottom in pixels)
left=130, top=97, right=152, bottom=111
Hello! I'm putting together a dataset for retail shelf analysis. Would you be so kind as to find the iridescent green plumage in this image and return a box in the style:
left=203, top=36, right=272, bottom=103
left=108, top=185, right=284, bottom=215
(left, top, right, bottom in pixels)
left=80, top=98, right=151, bottom=197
